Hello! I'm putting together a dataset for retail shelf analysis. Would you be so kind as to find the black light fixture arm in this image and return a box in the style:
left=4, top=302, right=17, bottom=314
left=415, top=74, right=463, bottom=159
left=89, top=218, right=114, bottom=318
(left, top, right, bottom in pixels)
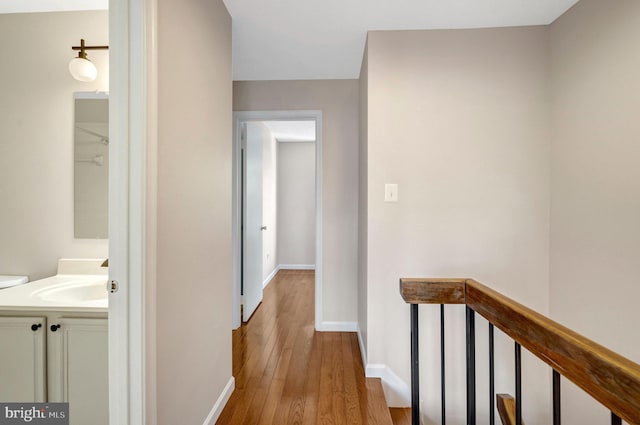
left=72, top=39, right=109, bottom=58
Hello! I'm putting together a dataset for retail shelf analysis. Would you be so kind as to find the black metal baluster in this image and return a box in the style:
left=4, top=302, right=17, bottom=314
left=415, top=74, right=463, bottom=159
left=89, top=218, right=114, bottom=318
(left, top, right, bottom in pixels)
left=489, top=324, right=495, bottom=425
left=611, top=413, right=622, bottom=425
left=515, top=342, right=522, bottom=425
left=441, top=304, right=446, bottom=425
left=553, top=370, right=561, bottom=425
left=411, top=304, right=420, bottom=425
left=466, top=307, right=476, bottom=425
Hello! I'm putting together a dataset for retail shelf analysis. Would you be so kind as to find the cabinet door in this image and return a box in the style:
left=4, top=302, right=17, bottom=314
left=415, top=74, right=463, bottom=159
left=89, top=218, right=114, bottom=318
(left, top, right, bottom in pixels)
left=0, top=316, right=46, bottom=402
left=48, top=318, right=108, bottom=425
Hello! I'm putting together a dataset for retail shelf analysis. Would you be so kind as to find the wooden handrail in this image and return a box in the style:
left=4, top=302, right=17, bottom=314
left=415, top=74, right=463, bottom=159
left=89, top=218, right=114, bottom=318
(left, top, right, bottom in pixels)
left=399, top=278, right=466, bottom=304
left=399, top=278, right=640, bottom=424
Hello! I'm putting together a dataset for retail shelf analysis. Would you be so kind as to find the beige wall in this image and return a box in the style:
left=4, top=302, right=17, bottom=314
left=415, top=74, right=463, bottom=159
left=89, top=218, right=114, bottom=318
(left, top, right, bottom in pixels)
left=362, top=27, right=551, bottom=420
left=277, top=142, right=316, bottom=266
left=234, top=80, right=359, bottom=324
left=156, top=0, right=232, bottom=423
left=550, top=0, right=640, bottom=422
left=0, top=11, right=109, bottom=280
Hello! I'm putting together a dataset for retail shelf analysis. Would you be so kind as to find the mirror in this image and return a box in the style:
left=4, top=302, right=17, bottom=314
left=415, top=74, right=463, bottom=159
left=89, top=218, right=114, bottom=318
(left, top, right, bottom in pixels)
left=74, top=92, right=109, bottom=239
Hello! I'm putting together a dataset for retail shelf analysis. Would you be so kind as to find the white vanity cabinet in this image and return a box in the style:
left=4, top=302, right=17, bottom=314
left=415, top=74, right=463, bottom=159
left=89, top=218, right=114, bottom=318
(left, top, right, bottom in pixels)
left=0, top=312, right=108, bottom=425
left=0, top=316, right=47, bottom=402
left=48, top=317, right=109, bottom=425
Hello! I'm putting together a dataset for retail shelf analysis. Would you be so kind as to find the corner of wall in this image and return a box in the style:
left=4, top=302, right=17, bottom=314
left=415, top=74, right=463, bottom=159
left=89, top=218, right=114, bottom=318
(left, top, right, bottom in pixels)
left=262, top=265, right=280, bottom=288
left=365, top=364, right=411, bottom=408
left=357, top=323, right=367, bottom=367
left=357, top=324, right=410, bottom=408
left=357, top=26, right=370, bottom=372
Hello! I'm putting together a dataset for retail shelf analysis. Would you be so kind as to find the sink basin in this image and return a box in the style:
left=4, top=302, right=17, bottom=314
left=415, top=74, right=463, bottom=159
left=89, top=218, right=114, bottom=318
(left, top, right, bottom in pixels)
left=33, top=279, right=108, bottom=304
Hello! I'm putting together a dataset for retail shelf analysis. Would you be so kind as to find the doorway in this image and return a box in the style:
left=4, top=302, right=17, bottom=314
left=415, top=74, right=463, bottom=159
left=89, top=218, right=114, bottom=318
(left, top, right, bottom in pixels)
left=232, top=111, right=322, bottom=328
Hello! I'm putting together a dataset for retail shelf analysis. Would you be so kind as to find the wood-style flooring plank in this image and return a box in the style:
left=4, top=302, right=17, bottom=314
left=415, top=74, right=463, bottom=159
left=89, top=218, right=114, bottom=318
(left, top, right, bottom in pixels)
left=216, top=270, right=392, bottom=425
left=365, top=378, right=395, bottom=425
left=300, top=332, right=322, bottom=424
left=341, top=333, right=363, bottom=425
left=261, top=294, right=303, bottom=424
left=317, top=333, right=340, bottom=424
left=278, top=324, right=314, bottom=423
left=330, top=333, right=347, bottom=425
left=256, top=312, right=299, bottom=425
left=389, top=408, right=411, bottom=425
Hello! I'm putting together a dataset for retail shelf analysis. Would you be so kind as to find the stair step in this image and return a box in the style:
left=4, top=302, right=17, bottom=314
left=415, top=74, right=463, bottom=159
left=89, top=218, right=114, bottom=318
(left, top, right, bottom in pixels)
left=365, top=377, right=395, bottom=424
left=389, top=407, right=412, bottom=425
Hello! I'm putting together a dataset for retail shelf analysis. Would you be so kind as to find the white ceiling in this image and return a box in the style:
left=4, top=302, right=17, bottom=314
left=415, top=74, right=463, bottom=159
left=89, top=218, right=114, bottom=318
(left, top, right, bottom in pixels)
left=263, top=121, right=316, bottom=142
left=0, top=0, right=106, bottom=14
left=223, top=0, right=580, bottom=81
left=0, top=0, right=580, bottom=81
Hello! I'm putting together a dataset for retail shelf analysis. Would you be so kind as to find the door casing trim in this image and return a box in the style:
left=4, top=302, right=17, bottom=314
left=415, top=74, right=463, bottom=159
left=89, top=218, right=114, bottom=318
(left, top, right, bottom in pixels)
left=232, top=110, right=323, bottom=329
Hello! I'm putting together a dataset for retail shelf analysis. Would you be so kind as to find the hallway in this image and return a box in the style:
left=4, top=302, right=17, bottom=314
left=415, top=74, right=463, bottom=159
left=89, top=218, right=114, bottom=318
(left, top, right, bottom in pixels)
left=216, top=270, right=399, bottom=424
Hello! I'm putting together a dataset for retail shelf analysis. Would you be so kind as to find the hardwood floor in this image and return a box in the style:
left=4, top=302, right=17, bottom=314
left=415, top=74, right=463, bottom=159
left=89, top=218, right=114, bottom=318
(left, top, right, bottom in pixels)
left=216, top=270, right=393, bottom=424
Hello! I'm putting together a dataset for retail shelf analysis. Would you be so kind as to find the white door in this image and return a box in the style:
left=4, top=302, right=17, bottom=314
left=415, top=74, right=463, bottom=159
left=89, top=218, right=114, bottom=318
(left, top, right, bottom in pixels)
left=243, top=122, right=264, bottom=321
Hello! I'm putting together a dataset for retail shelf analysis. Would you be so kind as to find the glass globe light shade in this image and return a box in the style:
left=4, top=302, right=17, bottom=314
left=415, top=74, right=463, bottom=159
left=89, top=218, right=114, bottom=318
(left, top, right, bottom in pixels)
left=69, top=57, right=97, bottom=82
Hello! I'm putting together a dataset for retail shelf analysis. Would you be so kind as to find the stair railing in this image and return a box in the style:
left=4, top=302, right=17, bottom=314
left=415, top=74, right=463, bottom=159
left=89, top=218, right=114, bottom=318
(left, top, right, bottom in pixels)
left=400, top=278, right=640, bottom=425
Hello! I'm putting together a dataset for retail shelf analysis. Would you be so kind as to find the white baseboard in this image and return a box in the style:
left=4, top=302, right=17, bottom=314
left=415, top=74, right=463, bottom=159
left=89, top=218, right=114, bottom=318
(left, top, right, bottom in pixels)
left=262, top=267, right=279, bottom=288
left=365, top=364, right=411, bottom=408
left=279, top=264, right=315, bottom=270
left=316, top=321, right=358, bottom=332
left=356, top=325, right=410, bottom=408
left=263, top=265, right=315, bottom=288
left=202, top=376, right=235, bottom=425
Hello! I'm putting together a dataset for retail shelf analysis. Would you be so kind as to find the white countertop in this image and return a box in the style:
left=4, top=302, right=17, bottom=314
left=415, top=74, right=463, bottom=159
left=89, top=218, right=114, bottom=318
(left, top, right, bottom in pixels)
left=0, top=275, right=108, bottom=313
left=0, top=259, right=108, bottom=313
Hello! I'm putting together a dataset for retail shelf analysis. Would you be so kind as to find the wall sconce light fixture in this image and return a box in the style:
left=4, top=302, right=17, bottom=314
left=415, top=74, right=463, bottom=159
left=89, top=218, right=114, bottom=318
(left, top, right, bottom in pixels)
left=69, top=39, right=109, bottom=82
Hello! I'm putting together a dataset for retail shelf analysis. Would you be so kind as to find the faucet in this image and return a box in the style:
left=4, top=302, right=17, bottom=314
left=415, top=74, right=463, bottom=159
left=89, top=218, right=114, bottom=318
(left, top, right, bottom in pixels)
left=101, top=258, right=109, bottom=267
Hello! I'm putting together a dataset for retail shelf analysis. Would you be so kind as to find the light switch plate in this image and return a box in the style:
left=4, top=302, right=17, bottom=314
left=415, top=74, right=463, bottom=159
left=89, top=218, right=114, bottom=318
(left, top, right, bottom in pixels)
left=385, top=184, right=398, bottom=202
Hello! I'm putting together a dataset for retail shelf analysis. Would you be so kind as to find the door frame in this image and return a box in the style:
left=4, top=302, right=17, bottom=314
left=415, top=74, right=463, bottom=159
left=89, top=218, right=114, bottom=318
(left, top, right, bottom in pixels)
left=109, top=0, right=156, bottom=423
left=232, top=110, right=323, bottom=330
